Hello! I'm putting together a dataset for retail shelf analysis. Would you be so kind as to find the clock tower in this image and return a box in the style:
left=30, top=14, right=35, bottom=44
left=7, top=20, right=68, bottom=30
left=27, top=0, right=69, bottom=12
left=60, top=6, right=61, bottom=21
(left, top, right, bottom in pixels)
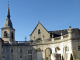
left=1, top=5, right=15, bottom=43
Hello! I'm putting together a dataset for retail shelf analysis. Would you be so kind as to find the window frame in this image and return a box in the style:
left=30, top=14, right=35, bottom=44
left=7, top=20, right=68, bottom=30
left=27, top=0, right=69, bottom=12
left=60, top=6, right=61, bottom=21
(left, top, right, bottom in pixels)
left=2, top=48, right=5, bottom=53
left=38, top=29, right=41, bottom=34
left=20, top=49, right=22, bottom=53
left=2, top=56, right=5, bottom=60
left=28, top=50, right=32, bottom=60
left=20, top=56, right=22, bottom=60
left=78, top=46, right=80, bottom=51
left=10, top=48, right=13, bottom=53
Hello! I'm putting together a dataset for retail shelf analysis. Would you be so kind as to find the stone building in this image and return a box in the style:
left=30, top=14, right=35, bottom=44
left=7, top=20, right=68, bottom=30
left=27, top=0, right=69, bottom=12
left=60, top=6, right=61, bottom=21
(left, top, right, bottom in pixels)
left=0, top=6, right=80, bottom=60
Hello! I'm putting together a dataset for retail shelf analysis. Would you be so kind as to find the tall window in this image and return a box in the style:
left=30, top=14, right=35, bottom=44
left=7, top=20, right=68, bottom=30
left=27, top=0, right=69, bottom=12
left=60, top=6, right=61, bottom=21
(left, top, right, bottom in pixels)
left=2, top=56, right=5, bottom=60
left=11, top=32, right=14, bottom=39
left=78, top=46, right=80, bottom=51
left=4, top=31, right=7, bottom=38
left=28, top=50, right=32, bottom=60
left=3, top=49, right=5, bottom=53
left=20, top=56, right=22, bottom=60
left=20, top=49, right=22, bottom=52
left=11, top=49, right=13, bottom=53
left=38, top=29, right=41, bottom=34
left=10, top=55, right=14, bottom=60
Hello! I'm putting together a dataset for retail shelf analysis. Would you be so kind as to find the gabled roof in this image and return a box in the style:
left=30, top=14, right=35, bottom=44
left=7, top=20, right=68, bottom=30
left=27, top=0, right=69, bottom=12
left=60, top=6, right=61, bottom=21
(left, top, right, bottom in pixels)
left=30, top=22, right=48, bottom=36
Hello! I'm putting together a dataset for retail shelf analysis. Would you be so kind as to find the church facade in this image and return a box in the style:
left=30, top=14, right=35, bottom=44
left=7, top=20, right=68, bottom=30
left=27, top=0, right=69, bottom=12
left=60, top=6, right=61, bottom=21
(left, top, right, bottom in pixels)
left=0, top=6, right=80, bottom=60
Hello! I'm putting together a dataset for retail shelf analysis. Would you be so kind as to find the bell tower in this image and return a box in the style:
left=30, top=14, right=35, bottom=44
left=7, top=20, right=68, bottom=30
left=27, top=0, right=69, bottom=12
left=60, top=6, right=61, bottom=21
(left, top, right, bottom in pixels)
left=1, top=4, right=15, bottom=43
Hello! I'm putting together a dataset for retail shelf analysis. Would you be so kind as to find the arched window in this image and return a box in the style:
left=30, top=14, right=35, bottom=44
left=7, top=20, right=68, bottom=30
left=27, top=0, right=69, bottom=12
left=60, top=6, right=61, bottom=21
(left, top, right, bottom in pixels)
left=38, top=29, right=41, bottom=34
left=4, top=31, right=7, bottom=38
left=28, top=50, right=32, bottom=60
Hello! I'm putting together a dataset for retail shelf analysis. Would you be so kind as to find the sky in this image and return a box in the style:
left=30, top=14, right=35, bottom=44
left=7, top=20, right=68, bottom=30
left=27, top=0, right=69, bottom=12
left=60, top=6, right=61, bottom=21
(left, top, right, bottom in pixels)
left=0, top=0, right=80, bottom=41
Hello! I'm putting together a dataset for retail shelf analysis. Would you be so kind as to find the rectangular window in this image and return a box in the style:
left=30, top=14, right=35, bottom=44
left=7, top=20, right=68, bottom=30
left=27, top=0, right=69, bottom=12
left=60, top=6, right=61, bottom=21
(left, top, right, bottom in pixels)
left=20, top=49, right=22, bottom=52
left=20, top=58, right=22, bottom=60
left=78, top=46, right=80, bottom=51
left=28, top=50, right=32, bottom=60
left=2, top=56, right=5, bottom=60
left=20, top=56, right=22, bottom=60
left=11, top=49, right=13, bottom=53
left=3, top=49, right=5, bottom=53
left=2, top=58, right=5, bottom=60
left=28, top=55, right=32, bottom=60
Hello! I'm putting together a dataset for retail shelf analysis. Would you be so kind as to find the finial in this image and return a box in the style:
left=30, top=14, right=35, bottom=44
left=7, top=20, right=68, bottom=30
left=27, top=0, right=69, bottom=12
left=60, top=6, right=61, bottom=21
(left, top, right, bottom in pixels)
left=25, top=37, right=27, bottom=41
left=61, top=30, right=63, bottom=36
left=38, top=20, right=40, bottom=23
left=52, top=31, right=54, bottom=38
left=8, top=1, right=9, bottom=6
left=7, top=1, right=10, bottom=19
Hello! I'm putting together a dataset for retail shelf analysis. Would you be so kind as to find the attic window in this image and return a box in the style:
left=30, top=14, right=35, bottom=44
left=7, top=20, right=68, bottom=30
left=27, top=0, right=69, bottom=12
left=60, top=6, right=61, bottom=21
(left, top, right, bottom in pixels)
left=38, top=29, right=41, bottom=34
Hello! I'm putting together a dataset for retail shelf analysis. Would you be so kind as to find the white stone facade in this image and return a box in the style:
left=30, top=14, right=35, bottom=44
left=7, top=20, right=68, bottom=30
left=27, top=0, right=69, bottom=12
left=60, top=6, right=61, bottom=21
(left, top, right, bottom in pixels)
left=0, top=6, right=80, bottom=60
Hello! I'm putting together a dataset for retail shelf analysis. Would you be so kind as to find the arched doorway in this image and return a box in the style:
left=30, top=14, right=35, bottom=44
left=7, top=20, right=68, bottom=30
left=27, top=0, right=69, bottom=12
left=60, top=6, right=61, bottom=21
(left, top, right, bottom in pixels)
left=37, top=48, right=42, bottom=60
left=45, top=48, right=52, bottom=60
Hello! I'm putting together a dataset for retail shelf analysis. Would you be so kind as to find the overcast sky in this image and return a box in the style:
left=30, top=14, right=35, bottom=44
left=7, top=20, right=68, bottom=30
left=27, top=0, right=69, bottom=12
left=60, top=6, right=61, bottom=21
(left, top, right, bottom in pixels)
left=0, top=0, right=80, bottom=41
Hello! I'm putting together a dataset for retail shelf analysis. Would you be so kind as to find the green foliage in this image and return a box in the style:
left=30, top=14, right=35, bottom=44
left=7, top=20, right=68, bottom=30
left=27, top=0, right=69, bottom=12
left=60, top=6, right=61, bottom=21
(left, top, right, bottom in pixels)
left=62, top=55, right=64, bottom=60
left=73, top=59, right=78, bottom=60
left=70, top=54, right=73, bottom=60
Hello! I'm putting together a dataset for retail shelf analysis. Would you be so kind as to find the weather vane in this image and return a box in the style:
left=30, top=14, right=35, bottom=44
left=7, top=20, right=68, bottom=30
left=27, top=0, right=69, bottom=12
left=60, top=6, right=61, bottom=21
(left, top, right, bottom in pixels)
left=8, top=1, right=9, bottom=6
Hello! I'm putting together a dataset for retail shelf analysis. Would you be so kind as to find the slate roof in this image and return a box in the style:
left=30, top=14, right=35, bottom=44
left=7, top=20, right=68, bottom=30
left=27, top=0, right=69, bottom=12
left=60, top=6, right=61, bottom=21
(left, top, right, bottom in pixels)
left=30, top=21, right=80, bottom=38
left=3, top=5, right=13, bottom=28
left=48, top=28, right=80, bottom=38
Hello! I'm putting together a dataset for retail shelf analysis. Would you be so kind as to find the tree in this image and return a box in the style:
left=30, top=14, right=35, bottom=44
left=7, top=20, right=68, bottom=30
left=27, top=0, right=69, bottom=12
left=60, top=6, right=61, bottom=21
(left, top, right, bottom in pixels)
left=70, top=54, right=73, bottom=60
left=62, top=55, right=64, bottom=60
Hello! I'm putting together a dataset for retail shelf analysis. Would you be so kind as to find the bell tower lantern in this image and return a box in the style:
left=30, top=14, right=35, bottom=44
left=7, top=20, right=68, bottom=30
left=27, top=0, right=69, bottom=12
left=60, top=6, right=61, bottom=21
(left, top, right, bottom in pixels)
left=1, top=5, right=15, bottom=43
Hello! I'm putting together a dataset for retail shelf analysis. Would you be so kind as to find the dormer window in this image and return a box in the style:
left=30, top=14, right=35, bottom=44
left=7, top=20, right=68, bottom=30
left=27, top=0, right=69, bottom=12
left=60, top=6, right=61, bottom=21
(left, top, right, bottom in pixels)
left=38, top=29, right=41, bottom=34
left=4, top=31, right=7, bottom=38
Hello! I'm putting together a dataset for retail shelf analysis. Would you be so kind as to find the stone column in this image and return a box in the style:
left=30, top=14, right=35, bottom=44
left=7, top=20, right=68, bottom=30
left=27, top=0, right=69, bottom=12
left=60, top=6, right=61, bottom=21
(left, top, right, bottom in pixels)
left=61, top=31, right=63, bottom=40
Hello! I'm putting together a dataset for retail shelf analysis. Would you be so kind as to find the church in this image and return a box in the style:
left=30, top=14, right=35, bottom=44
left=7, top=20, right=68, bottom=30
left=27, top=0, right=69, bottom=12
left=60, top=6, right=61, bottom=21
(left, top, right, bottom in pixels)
left=0, top=5, right=80, bottom=60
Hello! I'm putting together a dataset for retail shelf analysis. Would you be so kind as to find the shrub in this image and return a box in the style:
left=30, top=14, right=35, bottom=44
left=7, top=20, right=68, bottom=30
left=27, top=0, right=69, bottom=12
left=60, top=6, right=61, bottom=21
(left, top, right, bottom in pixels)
left=70, top=54, right=73, bottom=60
left=62, top=55, right=64, bottom=60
